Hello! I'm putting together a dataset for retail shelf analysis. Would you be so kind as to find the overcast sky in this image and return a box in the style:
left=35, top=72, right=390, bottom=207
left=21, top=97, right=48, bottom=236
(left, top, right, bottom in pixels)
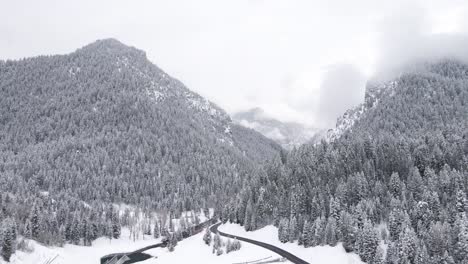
left=2, top=0, right=468, bottom=128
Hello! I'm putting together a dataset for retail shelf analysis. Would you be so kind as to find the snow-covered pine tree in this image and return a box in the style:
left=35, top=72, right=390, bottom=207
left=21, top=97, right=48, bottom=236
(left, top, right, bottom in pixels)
left=313, top=216, right=325, bottom=246
left=1, top=220, right=14, bottom=262
left=278, top=218, right=289, bottom=243
left=324, top=217, right=337, bottom=246
left=212, top=232, right=222, bottom=254
left=355, top=221, right=379, bottom=263
left=112, top=214, right=121, bottom=239
left=385, top=242, right=399, bottom=264
left=301, top=220, right=312, bottom=247
left=203, top=227, right=212, bottom=245
left=456, top=190, right=467, bottom=213
left=58, top=225, right=66, bottom=247
left=232, top=238, right=241, bottom=251
left=397, top=226, right=417, bottom=264
left=29, top=203, right=40, bottom=240
left=23, top=219, right=32, bottom=239
left=288, top=216, right=297, bottom=242
left=389, top=172, right=402, bottom=198
left=455, top=212, right=468, bottom=262
left=244, top=198, right=253, bottom=231
left=226, top=238, right=232, bottom=253
left=153, top=221, right=160, bottom=239
left=371, top=245, right=384, bottom=264
left=414, top=241, right=430, bottom=264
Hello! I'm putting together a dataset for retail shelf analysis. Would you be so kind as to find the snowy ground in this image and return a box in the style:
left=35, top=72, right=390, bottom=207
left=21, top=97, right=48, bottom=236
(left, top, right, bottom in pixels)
left=4, top=228, right=162, bottom=264
left=218, top=223, right=364, bottom=264
left=141, top=231, right=286, bottom=264
left=6, top=227, right=285, bottom=264
left=6, top=220, right=364, bottom=264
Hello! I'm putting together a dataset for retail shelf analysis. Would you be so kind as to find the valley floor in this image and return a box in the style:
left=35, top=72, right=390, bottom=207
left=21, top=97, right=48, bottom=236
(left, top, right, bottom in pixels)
left=4, top=228, right=161, bottom=264
left=5, top=223, right=365, bottom=264
left=218, top=223, right=364, bottom=264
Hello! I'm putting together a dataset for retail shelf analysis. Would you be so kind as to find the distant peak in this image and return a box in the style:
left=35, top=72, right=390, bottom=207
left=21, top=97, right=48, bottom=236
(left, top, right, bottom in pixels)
left=76, top=38, right=146, bottom=59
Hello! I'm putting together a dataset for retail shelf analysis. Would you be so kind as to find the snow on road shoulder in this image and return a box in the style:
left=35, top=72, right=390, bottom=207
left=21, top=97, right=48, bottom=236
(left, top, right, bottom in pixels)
left=218, top=223, right=364, bottom=264
left=142, top=231, right=287, bottom=264
left=5, top=228, right=162, bottom=264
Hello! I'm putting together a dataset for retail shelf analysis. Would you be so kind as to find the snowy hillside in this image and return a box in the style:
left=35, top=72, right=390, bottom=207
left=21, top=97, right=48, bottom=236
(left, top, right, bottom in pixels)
left=326, top=80, right=398, bottom=142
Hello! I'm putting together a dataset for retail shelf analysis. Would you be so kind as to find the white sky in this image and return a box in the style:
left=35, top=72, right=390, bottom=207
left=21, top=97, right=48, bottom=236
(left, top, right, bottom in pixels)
left=1, top=0, right=467, bottom=128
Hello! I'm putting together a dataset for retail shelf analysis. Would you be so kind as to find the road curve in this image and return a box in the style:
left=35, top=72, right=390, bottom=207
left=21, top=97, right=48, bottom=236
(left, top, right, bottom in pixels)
left=210, top=222, right=310, bottom=264
left=101, top=219, right=216, bottom=264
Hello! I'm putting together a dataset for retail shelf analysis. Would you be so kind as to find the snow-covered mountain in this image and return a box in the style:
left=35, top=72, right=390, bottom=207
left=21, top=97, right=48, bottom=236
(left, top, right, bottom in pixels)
left=326, top=79, right=398, bottom=142
left=327, top=59, right=468, bottom=142
left=233, top=108, right=322, bottom=149
left=0, top=39, right=282, bottom=250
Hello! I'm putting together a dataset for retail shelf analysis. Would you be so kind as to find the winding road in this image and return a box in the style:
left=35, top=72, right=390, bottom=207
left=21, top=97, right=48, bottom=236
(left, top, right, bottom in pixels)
left=101, top=219, right=215, bottom=264
left=210, top=222, right=310, bottom=264
left=101, top=220, right=310, bottom=264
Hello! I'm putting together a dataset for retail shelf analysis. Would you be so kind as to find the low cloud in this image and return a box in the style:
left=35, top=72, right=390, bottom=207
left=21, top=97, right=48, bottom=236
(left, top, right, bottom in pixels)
left=374, top=2, right=468, bottom=80
left=315, top=64, right=366, bottom=128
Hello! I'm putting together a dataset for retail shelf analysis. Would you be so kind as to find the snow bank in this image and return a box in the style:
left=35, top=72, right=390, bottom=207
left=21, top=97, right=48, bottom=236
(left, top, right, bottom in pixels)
left=142, top=231, right=284, bottom=264
left=5, top=228, right=161, bottom=264
left=218, top=223, right=364, bottom=264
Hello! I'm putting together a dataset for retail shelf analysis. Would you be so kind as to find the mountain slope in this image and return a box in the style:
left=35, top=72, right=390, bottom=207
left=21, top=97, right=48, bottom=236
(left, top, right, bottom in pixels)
left=225, top=59, right=468, bottom=264
left=0, top=39, right=281, bottom=246
left=328, top=60, right=467, bottom=142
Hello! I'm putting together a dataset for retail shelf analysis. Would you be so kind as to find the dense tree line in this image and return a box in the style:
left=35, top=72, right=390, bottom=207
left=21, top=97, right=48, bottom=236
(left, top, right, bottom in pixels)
left=222, top=60, right=468, bottom=264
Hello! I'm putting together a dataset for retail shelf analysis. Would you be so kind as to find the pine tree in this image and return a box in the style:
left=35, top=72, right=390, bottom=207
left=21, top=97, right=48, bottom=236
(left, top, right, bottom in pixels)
left=455, top=213, right=468, bottom=262
left=339, top=211, right=357, bottom=252
left=71, top=217, right=81, bottom=245
left=397, top=226, right=417, bottom=264
left=244, top=198, right=253, bottom=231
left=414, top=242, right=430, bottom=264
left=313, top=216, right=325, bottom=246
left=24, top=219, right=32, bottom=239
left=329, top=197, right=341, bottom=221
left=388, top=207, right=404, bottom=241
left=355, top=221, right=379, bottom=263
left=144, top=222, right=152, bottom=236
left=112, top=215, right=121, bottom=239
left=153, top=221, right=160, bottom=239
left=456, top=190, right=467, bottom=213
left=203, top=227, right=212, bottom=245
left=301, top=220, right=312, bottom=247
left=1, top=222, right=14, bottom=262
left=106, top=221, right=113, bottom=241
left=212, top=232, right=222, bottom=254
left=385, top=242, right=399, bottom=264
left=389, top=172, right=402, bottom=198
left=278, top=218, right=289, bottom=243
left=371, top=245, right=384, bottom=264
left=168, top=234, right=175, bottom=252
left=232, top=239, right=241, bottom=251
left=58, top=225, right=66, bottom=247
left=442, top=251, right=455, bottom=264
left=29, top=204, right=41, bottom=240
left=324, top=217, right=337, bottom=246
left=288, top=216, right=297, bottom=242
left=226, top=239, right=232, bottom=253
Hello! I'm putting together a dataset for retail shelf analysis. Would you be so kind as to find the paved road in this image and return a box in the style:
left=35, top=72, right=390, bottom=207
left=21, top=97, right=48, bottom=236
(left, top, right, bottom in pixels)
left=210, top=222, right=310, bottom=264
left=101, top=219, right=216, bottom=264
